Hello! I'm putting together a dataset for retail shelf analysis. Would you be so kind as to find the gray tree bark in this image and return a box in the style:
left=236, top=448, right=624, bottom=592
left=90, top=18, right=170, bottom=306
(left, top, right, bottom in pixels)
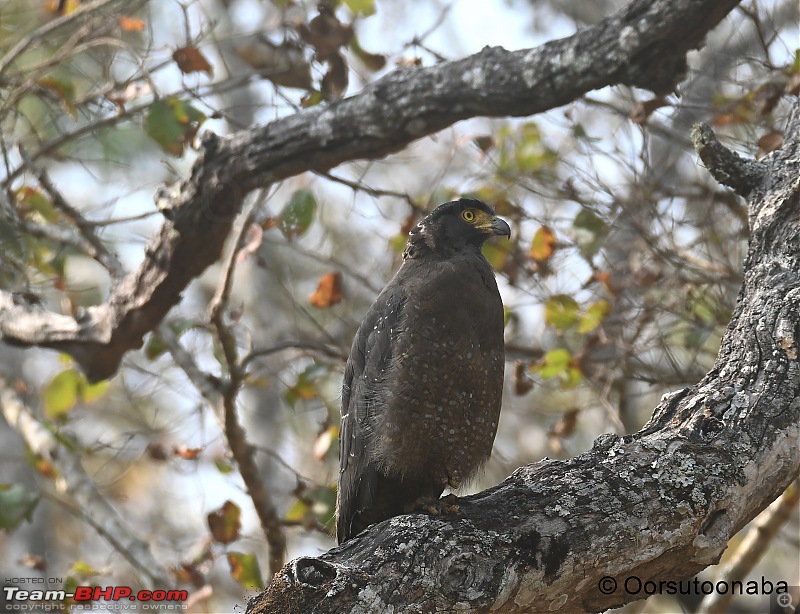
left=0, top=0, right=739, bottom=381
left=246, top=110, right=800, bottom=613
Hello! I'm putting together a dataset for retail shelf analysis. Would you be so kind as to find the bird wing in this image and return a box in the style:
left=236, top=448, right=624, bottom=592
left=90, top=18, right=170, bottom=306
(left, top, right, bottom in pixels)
left=337, top=281, right=406, bottom=543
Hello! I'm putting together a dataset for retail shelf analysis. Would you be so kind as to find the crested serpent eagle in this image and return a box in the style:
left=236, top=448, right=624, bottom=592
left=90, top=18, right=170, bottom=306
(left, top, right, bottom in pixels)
left=336, top=198, right=510, bottom=543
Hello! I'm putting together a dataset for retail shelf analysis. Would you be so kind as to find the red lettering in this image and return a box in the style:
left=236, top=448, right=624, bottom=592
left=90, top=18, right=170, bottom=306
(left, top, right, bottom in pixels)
left=74, top=586, right=93, bottom=601
left=113, top=587, right=132, bottom=600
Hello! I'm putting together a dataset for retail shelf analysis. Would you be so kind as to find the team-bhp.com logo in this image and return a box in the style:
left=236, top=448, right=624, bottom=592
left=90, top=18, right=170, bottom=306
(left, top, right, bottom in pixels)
left=5, top=585, right=188, bottom=607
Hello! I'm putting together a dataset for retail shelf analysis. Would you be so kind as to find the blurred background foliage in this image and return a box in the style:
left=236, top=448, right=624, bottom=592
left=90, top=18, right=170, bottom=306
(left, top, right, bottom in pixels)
left=0, top=0, right=798, bottom=611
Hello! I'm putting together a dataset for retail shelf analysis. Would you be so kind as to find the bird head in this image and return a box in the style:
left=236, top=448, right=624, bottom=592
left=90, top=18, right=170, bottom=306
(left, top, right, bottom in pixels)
left=406, top=198, right=511, bottom=257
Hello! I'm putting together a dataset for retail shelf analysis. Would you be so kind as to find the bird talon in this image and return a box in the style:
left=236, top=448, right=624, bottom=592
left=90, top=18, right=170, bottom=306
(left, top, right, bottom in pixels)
left=408, top=494, right=461, bottom=517
left=439, top=493, right=461, bottom=515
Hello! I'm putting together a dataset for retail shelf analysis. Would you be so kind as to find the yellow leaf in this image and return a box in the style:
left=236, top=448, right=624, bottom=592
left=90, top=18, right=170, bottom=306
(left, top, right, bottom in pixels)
left=530, top=226, right=556, bottom=262
left=577, top=299, right=611, bottom=333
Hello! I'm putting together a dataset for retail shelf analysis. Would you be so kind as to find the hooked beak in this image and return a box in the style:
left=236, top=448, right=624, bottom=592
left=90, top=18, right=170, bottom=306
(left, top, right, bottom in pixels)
left=491, top=216, right=511, bottom=239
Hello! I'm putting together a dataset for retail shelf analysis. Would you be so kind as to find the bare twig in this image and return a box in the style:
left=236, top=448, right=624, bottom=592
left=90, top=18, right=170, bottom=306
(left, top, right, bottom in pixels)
left=158, top=323, right=224, bottom=406
left=263, top=237, right=384, bottom=296
left=242, top=340, right=347, bottom=370
left=208, top=194, right=288, bottom=578
left=0, top=0, right=124, bottom=77
left=315, top=171, right=419, bottom=209
left=18, top=146, right=125, bottom=279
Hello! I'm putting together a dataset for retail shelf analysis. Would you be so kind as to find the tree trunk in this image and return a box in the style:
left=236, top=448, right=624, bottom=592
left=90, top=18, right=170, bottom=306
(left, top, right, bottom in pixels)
left=245, top=109, right=800, bottom=613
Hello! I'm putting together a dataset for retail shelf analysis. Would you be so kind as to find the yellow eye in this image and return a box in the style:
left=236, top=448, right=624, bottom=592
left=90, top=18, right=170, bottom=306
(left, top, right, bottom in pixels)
left=462, top=210, right=476, bottom=222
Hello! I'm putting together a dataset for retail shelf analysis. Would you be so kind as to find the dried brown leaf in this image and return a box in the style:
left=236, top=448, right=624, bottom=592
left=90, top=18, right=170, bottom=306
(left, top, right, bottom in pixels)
left=757, top=130, right=783, bottom=158
left=173, top=46, right=214, bottom=77
left=119, top=16, right=146, bottom=31
left=310, top=272, right=343, bottom=308
left=234, top=39, right=312, bottom=90
left=298, top=6, right=353, bottom=62
left=207, top=500, right=241, bottom=544
left=321, top=53, right=348, bottom=100
left=513, top=361, right=534, bottom=395
left=173, top=445, right=203, bottom=460
left=631, top=97, right=668, bottom=124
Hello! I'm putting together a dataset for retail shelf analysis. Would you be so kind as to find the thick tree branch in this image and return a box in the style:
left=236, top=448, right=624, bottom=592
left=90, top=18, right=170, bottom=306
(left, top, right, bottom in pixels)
left=691, top=123, right=767, bottom=197
left=696, top=480, right=800, bottom=614
left=0, top=0, right=740, bottom=382
left=245, top=105, right=800, bottom=612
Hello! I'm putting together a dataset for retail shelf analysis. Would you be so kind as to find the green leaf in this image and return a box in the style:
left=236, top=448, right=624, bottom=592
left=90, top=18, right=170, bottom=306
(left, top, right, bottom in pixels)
left=503, top=305, right=513, bottom=328
left=214, top=459, right=234, bottom=474
left=482, top=241, right=510, bottom=271
left=279, top=190, right=317, bottom=239
left=683, top=326, right=709, bottom=348
left=63, top=575, right=79, bottom=596
left=572, top=209, right=608, bottom=259
left=343, top=0, right=376, bottom=16
left=285, top=486, right=336, bottom=531
left=16, top=187, right=58, bottom=223
left=285, top=363, right=329, bottom=408
left=144, top=335, right=168, bottom=361
left=301, top=90, right=325, bottom=108
left=71, top=561, right=96, bottom=576
left=79, top=379, right=109, bottom=404
left=545, top=295, right=581, bottom=330
left=207, top=500, right=241, bottom=544
left=43, top=367, right=110, bottom=419
left=227, top=552, right=263, bottom=589
left=573, top=209, right=607, bottom=234
left=389, top=233, right=407, bottom=253
left=145, top=97, right=206, bottom=156
left=790, top=49, right=800, bottom=74
left=311, top=485, right=337, bottom=529
left=516, top=146, right=557, bottom=174
left=533, top=349, right=582, bottom=387
left=212, top=336, right=231, bottom=374
left=563, top=366, right=583, bottom=388
left=577, top=299, right=610, bottom=333
left=145, top=320, right=192, bottom=360
left=534, top=348, right=572, bottom=379
left=37, top=76, right=77, bottom=118
left=43, top=369, right=81, bottom=419
left=0, top=484, right=39, bottom=529
left=571, top=122, right=602, bottom=142
left=284, top=499, right=309, bottom=523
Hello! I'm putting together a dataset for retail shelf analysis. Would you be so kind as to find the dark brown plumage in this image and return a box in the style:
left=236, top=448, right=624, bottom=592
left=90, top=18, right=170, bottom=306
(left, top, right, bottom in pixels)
left=336, top=198, right=509, bottom=543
